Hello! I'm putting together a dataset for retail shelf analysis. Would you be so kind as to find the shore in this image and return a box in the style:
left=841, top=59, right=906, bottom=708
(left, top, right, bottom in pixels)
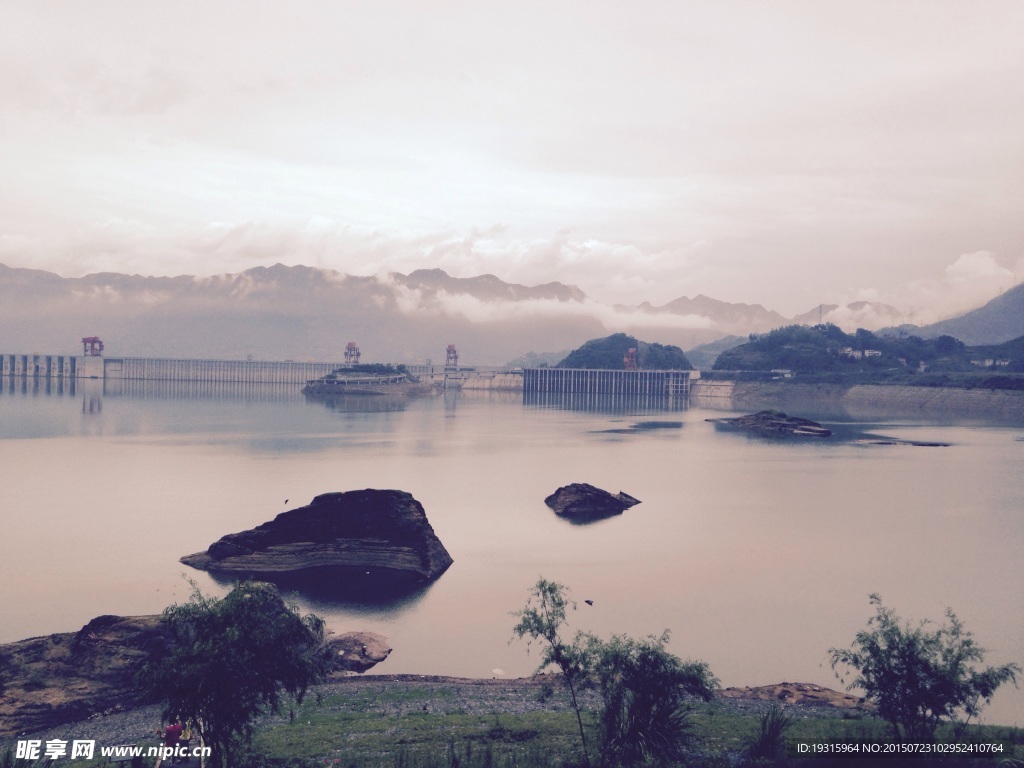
left=2, top=674, right=870, bottom=746
left=692, top=380, right=1024, bottom=421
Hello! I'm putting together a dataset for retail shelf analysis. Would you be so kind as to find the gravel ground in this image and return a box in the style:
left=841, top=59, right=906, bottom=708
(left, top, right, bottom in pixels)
left=2, top=704, right=167, bottom=759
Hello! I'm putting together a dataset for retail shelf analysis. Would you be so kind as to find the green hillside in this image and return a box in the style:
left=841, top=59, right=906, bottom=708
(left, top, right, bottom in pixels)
left=557, top=333, right=692, bottom=370
left=714, top=324, right=1024, bottom=375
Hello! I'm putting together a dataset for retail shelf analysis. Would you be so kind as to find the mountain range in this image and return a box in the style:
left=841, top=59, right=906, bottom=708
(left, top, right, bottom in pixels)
left=0, top=263, right=1020, bottom=365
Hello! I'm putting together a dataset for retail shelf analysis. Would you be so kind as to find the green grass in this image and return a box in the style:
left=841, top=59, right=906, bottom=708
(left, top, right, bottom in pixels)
left=7, top=692, right=1020, bottom=768
left=247, top=692, right=1024, bottom=768
left=255, top=708, right=583, bottom=766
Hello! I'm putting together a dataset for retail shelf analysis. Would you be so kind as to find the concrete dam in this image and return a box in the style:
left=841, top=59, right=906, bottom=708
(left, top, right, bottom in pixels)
left=1, top=353, right=347, bottom=385
left=2, top=351, right=698, bottom=409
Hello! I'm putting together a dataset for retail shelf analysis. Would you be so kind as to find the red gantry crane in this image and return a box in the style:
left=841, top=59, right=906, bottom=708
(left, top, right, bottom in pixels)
left=82, top=337, right=104, bottom=356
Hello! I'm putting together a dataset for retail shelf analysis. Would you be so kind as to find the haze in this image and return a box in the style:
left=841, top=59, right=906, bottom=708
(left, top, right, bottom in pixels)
left=2, top=1, right=1023, bottom=322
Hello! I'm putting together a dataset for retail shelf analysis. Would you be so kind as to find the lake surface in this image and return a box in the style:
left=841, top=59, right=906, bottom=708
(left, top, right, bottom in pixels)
left=1, top=378, right=1022, bottom=726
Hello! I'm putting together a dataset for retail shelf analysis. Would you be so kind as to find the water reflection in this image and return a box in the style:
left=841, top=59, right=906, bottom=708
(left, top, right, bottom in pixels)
left=0, top=375, right=66, bottom=396
left=523, top=390, right=689, bottom=413
left=557, top=510, right=628, bottom=526
left=107, top=378, right=303, bottom=402
left=305, top=392, right=411, bottom=413
left=593, top=420, right=684, bottom=434
left=204, top=567, right=437, bottom=614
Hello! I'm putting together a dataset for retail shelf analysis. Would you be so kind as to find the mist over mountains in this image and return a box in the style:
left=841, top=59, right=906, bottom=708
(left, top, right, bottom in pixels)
left=0, top=263, right=1018, bottom=364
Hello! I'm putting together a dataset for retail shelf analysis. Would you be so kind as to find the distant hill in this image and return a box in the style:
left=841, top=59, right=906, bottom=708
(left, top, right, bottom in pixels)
left=915, top=282, right=1024, bottom=345
left=685, top=335, right=746, bottom=370
left=557, top=333, right=692, bottom=370
left=0, top=263, right=604, bottom=365
left=713, top=324, right=1024, bottom=377
left=505, top=350, right=569, bottom=368
left=2, top=261, right=1017, bottom=365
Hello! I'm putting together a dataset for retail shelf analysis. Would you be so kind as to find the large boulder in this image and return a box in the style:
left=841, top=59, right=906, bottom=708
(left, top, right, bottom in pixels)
left=0, top=603, right=392, bottom=736
left=181, top=490, right=454, bottom=585
left=544, top=483, right=641, bottom=522
left=0, top=614, right=170, bottom=736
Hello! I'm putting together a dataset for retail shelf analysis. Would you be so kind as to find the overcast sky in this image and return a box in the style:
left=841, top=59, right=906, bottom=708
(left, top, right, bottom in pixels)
left=2, top=1, right=1022, bottom=319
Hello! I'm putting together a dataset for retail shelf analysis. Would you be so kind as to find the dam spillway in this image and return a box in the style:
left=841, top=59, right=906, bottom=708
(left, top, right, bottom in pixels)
left=522, top=367, right=692, bottom=396
left=522, top=367, right=693, bottom=411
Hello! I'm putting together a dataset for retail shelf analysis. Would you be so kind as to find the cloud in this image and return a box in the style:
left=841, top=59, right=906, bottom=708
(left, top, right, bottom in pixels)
left=3, top=219, right=1019, bottom=336
left=819, top=303, right=905, bottom=332
left=384, top=280, right=714, bottom=332
left=945, top=251, right=1016, bottom=285
left=824, top=251, right=1021, bottom=329
left=901, top=251, right=1020, bottom=325
left=0, top=219, right=717, bottom=307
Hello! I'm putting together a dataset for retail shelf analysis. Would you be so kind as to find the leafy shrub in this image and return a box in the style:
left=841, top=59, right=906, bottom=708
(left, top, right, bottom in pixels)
left=829, top=594, right=1020, bottom=743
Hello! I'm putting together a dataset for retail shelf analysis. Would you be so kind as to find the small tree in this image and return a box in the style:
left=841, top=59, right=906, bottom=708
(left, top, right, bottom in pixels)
left=512, top=579, right=718, bottom=768
left=586, top=631, right=717, bottom=767
left=829, top=594, right=1019, bottom=743
left=511, top=578, right=593, bottom=766
left=138, top=581, right=331, bottom=768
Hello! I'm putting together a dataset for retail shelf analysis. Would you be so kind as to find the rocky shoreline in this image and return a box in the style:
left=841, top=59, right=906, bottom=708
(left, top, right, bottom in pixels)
left=1, top=675, right=871, bottom=748
left=0, top=616, right=392, bottom=737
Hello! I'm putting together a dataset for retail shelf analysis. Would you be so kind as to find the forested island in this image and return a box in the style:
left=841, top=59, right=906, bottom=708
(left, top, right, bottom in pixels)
left=556, top=333, right=692, bottom=369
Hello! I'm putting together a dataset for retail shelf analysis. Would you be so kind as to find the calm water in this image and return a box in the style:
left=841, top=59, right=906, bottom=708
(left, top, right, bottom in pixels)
left=1, top=379, right=1022, bottom=726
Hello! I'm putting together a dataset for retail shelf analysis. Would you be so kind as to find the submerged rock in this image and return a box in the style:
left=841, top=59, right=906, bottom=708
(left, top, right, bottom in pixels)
left=705, top=410, right=832, bottom=438
left=544, top=483, right=641, bottom=522
left=181, top=490, right=454, bottom=586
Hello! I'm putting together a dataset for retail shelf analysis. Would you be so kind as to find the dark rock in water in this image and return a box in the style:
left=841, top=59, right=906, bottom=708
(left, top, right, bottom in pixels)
left=705, top=410, right=832, bottom=438
left=181, top=489, right=454, bottom=585
left=328, top=631, right=392, bottom=674
left=544, top=483, right=641, bottom=522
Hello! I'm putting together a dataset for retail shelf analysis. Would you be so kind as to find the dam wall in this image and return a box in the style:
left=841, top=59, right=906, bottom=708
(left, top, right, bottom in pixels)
left=1, top=354, right=347, bottom=385
left=456, top=372, right=524, bottom=391
left=523, top=368, right=692, bottom=397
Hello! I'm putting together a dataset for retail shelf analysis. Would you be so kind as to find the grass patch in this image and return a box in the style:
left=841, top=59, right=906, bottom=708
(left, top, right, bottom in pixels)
left=255, top=710, right=582, bottom=767
left=248, top=691, right=1024, bottom=768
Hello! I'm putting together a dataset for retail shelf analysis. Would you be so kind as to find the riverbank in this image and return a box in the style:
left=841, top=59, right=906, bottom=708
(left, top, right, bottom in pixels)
left=691, top=380, right=1024, bottom=421
left=7, top=675, right=1021, bottom=767
left=0, top=674, right=871, bottom=752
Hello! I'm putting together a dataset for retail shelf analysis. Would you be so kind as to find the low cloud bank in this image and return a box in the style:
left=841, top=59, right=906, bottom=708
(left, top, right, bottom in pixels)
left=2, top=221, right=1019, bottom=335
left=386, top=279, right=714, bottom=331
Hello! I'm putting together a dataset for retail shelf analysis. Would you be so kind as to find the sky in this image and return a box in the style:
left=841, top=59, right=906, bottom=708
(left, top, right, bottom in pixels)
left=1, top=1, right=1023, bottom=321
